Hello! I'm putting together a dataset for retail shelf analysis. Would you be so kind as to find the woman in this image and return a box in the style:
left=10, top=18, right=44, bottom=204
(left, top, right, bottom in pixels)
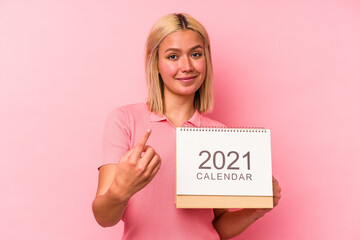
left=92, top=13, right=281, bottom=239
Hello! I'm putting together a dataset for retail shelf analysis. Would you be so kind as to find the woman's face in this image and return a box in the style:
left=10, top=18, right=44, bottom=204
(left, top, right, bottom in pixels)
left=158, top=30, right=206, bottom=100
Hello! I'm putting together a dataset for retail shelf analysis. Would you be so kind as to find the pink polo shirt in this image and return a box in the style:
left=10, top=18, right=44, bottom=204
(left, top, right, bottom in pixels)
left=101, top=103, right=223, bottom=240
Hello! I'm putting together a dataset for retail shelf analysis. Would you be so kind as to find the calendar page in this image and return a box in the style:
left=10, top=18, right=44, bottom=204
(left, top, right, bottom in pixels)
left=176, top=127, right=273, bottom=197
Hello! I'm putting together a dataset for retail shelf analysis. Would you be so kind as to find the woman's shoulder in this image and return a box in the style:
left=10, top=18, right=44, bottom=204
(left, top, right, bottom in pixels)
left=109, top=102, right=148, bottom=115
left=106, top=102, right=149, bottom=122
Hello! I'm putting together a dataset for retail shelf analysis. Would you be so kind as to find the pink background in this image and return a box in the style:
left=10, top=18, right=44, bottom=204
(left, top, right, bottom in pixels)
left=1, top=0, right=359, bottom=239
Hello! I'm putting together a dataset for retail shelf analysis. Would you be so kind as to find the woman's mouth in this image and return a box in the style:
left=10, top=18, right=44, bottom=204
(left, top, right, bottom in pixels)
left=176, top=75, right=198, bottom=83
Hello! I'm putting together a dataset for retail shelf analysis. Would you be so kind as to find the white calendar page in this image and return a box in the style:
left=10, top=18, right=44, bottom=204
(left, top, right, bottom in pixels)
left=176, top=128, right=273, bottom=196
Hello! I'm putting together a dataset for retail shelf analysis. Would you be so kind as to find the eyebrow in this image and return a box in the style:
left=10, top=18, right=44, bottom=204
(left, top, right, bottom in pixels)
left=164, top=45, right=203, bottom=53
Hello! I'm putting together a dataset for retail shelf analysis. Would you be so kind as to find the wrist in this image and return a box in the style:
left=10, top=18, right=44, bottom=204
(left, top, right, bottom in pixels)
left=106, top=182, right=130, bottom=205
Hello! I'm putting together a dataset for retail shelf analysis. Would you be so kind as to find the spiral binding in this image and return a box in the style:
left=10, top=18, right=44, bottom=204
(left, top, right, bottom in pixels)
left=179, top=126, right=268, bottom=133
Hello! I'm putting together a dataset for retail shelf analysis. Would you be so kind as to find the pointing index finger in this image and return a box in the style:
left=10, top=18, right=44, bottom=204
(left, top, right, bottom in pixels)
left=134, top=128, right=152, bottom=157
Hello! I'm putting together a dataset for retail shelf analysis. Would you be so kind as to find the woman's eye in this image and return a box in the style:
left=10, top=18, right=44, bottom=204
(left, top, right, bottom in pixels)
left=167, top=54, right=178, bottom=60
left=192, top=52, right=202, bottom=58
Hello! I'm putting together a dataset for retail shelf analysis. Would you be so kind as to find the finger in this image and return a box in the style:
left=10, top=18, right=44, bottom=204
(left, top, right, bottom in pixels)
left=274, top=185, right=281, bottom=195
left=274, top=190, right=281, bottom=198
left=133, top=129, right=152, bottom=158
left=149, top=159, right=161, bottom=179
left=147, top=154, right=161, bottom=175
left=139, top=145, right=156, bottom=164
left=119, top=148, right=135, bottom=163
left=273, top=186, right=281, bottom=196
left=143, top=145, right=155, bottom=154
left=140, top=154, right=161, bottom=183
left=272, top=177, right=280, bottom=188
left=272, top=176, right=278, bottom=184
left=145, top=155, right=161, bottom=181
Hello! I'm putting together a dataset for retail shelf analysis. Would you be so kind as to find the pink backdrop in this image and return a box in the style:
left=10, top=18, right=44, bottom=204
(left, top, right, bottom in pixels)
left=1, top=0, right=359, bottom=239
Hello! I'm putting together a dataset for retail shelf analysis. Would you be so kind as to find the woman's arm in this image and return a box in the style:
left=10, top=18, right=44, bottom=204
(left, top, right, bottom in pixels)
left=92, top=129, right=161, bottom=227
left=213, top=208, right=267, bottom=239
left=213, top=177, right=281, bottom=239
left=92, top=164, right=128, bottom=227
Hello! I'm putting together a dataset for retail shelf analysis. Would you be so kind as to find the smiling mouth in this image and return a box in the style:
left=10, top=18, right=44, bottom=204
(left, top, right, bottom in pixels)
left=176, top=75, right=198, bottom=82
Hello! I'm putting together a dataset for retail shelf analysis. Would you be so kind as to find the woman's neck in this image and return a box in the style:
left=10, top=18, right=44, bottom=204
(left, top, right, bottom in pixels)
left=163, top=94, right=195, bottom=127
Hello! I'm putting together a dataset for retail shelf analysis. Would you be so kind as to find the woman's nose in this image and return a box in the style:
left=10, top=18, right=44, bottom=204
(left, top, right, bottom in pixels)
left=180, top=56, right=193, bottom=72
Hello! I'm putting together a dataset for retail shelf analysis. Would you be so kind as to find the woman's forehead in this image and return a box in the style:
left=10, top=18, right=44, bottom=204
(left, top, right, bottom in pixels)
left=159, top=30, right=204, bottom=52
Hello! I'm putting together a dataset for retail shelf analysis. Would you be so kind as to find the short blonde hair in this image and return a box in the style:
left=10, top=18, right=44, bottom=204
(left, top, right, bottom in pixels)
left=145, top=13, right=213, bottom=114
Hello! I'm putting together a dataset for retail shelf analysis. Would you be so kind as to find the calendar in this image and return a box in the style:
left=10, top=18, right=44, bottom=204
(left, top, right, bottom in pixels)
left=176, top=127, right=273, bottom=208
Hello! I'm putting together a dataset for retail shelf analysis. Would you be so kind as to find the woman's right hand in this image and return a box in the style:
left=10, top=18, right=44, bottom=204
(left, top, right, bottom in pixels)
left=107, top=128, right=161, bottom=204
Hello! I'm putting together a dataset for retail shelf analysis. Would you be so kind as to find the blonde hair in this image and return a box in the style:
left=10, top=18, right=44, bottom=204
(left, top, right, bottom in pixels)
left=145, top=13, right=213, bottom=114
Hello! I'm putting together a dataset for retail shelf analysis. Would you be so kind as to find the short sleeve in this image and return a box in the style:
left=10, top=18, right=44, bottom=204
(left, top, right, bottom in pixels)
left=100, top=108, right=132, bottom=168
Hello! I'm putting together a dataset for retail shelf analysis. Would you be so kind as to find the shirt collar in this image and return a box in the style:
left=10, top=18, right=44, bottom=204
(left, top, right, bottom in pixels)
left=186, top=110, right=202, bottom=127
left=149, top=109, right=202, bottom=127
left=149, top=111, right=167, bottom=122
